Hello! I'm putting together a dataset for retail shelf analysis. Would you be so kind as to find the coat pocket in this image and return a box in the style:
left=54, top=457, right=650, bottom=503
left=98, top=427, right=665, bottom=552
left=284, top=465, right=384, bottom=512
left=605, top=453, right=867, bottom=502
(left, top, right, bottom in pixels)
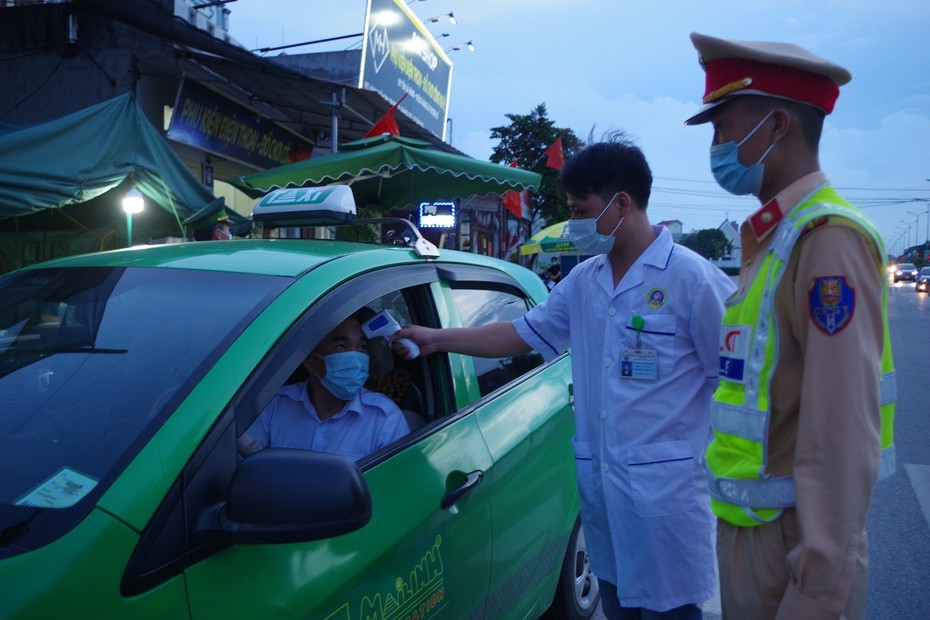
left=628, top=440, right=697, bottom=517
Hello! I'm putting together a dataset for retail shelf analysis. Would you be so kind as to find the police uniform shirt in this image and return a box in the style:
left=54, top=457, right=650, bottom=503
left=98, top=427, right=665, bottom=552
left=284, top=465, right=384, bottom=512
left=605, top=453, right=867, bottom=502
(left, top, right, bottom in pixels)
left=721, top=172, right=884, bottom=618
left=247, top=383, right=411, bottom=461
left=513, top=225, right=736, bottom=611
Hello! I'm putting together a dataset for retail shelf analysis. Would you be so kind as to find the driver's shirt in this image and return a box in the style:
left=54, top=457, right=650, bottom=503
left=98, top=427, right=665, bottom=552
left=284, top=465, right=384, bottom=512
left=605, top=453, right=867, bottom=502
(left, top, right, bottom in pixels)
left=247, top=383, right=410, bottom=461
left=513, top=225, right=735, bottom=611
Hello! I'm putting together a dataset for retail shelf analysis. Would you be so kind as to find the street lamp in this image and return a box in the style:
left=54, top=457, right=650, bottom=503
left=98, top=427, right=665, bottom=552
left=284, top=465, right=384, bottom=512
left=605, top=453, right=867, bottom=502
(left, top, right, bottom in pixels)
left=445, top=40, right=475, bottom=53
left=425, top=12, right=456, bottom=25
left=122, top=187, right=144, bottom=247
left=907, top=211, right=922, bottom=247
left=917, top=201, right=930, bottom=248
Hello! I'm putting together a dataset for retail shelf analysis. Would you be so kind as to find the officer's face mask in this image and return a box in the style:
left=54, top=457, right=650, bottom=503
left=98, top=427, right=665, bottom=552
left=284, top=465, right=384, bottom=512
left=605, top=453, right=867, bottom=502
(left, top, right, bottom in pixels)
left=710, top=110, right=776, bottom=197
left=313, top=351, right=369, bottom=400
left=567, top=193, right=624, bottom=255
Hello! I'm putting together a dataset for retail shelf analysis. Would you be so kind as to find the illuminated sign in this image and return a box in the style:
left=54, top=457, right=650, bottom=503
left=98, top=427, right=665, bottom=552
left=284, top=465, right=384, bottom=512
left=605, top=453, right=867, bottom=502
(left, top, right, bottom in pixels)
left=360, top=0, right=453, bottom=139
left=418, top=201, right=456, bottom=228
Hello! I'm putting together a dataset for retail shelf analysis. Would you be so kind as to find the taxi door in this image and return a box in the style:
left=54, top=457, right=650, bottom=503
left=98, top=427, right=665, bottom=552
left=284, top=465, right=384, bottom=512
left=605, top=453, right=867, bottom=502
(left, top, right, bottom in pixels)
left=438, top=267, right=582, bottom=617
left=180, top=264, right=495, bottom=619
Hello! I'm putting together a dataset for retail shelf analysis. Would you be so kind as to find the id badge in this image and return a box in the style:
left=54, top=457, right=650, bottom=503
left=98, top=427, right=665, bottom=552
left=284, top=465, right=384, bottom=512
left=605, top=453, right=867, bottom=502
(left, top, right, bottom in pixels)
left=620, top=348, right=658, bottom=380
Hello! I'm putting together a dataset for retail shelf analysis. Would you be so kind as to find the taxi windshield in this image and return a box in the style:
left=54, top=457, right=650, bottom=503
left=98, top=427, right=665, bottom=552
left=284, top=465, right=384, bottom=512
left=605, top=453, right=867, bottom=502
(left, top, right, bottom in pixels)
left=0, top=266, right=288, bottom=552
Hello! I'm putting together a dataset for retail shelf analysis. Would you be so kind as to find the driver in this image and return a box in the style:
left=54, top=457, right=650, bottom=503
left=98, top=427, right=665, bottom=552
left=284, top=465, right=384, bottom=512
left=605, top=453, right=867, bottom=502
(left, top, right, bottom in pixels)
left=242, top=310, right=410, bottom=460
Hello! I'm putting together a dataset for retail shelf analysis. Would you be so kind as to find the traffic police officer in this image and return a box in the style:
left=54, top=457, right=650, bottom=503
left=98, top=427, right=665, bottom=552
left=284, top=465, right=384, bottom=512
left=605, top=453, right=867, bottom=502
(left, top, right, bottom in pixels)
left=685, top=33, right=895, bottom=618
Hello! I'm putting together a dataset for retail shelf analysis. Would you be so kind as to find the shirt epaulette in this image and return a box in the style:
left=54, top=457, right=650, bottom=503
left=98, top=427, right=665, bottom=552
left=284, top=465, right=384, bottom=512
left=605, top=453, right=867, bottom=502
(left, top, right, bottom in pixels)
left=799, top=215, right=830, bottom=239
left=748, top=199, right=783, bottom=238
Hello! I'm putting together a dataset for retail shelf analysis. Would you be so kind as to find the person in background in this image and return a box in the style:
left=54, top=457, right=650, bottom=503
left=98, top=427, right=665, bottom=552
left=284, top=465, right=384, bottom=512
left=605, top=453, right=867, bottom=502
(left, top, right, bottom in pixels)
left=546, top=263, right=562, bottom=290
left=242, top=309, right=410, bottom=461
left=684, top=32, right=895, bottom=618
left=396, top=135, right=735, bottom=619
left=183, top=198, right=234, bottom=241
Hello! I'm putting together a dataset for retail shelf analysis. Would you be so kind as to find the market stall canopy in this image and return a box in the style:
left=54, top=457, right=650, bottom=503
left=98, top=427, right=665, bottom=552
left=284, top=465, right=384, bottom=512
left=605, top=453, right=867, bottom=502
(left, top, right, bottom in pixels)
left=229, top=135, right=542, bottom=209
left=520, top=220, right=578, bottom=255
left=0, top=93, right=239, bottom=230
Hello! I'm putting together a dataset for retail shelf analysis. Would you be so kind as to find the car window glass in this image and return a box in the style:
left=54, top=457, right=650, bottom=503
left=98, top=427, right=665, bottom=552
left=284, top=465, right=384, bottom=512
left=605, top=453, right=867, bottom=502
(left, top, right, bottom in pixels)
left=0, top=267, right=285, bottom=551
left=450, top=287, right=543, bottom=397
left=241, top=288, right=427, bottom=463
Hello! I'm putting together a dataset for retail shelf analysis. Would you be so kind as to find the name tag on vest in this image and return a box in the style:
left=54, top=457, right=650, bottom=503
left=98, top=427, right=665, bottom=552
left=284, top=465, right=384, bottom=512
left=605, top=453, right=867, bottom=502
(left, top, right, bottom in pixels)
left=719, top=324, right=751, bottom=383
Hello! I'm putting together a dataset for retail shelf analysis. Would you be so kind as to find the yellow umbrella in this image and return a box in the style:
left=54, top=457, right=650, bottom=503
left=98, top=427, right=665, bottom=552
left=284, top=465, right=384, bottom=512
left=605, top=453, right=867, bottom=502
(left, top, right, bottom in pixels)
left=520, top=220, right=577, bottom=255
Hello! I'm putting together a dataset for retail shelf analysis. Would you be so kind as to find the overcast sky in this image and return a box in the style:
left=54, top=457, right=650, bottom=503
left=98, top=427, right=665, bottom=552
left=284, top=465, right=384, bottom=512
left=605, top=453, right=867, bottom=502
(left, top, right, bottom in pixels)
left=225, top=0, right=930, bottom=253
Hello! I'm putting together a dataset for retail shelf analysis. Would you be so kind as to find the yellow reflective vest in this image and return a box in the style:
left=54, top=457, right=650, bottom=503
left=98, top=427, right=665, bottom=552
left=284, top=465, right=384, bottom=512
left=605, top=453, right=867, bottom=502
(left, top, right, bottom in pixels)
left=706, top=185, right=896, bottom=527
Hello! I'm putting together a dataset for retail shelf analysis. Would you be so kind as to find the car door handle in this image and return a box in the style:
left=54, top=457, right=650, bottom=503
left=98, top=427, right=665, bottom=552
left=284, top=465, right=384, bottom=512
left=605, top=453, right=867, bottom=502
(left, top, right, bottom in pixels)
left=441, top=470, right=484, bottom=510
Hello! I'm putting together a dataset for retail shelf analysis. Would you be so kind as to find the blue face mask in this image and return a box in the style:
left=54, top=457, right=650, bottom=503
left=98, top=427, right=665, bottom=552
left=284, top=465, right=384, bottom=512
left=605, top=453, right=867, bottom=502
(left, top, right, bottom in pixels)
left=710, top=110, right=776, bottom=196
left=314, top=351, right=369, bottom=400
left=567, top=194, right=624, bottom=255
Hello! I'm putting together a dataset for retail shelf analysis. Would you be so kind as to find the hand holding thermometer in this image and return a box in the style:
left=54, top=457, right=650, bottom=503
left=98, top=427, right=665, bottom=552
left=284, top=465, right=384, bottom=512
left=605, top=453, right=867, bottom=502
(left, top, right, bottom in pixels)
left=361, top=310, right=420, bottom=359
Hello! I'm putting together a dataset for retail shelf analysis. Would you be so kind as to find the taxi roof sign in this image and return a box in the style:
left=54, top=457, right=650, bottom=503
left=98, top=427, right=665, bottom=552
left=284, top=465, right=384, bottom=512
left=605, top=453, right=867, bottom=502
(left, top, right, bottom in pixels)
left=252, top=186, right=356, bottom=227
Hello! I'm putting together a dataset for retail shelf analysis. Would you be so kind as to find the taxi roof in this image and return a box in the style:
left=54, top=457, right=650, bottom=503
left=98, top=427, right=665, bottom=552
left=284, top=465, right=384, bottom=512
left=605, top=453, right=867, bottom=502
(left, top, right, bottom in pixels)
left=14, top=239, right=408, bottom=278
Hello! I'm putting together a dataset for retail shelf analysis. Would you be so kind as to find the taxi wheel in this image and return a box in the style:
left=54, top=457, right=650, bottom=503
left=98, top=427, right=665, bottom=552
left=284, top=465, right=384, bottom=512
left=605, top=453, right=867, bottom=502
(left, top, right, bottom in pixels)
left=543, top=516, right=600, bottom=620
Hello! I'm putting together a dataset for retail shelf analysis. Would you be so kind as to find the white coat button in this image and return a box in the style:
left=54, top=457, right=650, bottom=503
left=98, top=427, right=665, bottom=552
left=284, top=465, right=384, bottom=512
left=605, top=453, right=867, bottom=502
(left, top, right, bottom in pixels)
left=600, top=410, right=607, bottom=420
left=601, top=463, right=609, bottom=473
left=608, top=307, right=616, bottom=316
left=604, top=358, right=610, bottom=367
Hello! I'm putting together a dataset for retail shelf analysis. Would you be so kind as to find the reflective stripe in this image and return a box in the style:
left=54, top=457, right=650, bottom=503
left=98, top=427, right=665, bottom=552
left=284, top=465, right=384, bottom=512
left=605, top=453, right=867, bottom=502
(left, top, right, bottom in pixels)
left=713, top=372, right=894, bottom=444
left=880, top=371, right=896, bottom=406
left=707, top=467, right=796, bottom=508
left=708, top=446, right=896, bottom=511
left=879, top=445, right=896, bottom=480
left=711, top=402, right=766, bottom=441
left=741, top=506, right=784, bottom=524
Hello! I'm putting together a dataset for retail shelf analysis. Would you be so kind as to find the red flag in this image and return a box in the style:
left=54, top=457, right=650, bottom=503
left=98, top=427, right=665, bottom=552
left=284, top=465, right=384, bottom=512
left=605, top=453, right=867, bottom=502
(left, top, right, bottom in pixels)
left=508, top=158, right=520, bottom=168
left=503, top=190, right=522, bottom=218
left=364, top=93, right=408, bottom=138
left=545, top=137, right=564, bottom=170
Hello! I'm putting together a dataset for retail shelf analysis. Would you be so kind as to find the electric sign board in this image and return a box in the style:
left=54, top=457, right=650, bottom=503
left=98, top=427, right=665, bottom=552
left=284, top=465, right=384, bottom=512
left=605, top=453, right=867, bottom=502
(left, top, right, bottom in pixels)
left=360, top=0, right=452, bottom=139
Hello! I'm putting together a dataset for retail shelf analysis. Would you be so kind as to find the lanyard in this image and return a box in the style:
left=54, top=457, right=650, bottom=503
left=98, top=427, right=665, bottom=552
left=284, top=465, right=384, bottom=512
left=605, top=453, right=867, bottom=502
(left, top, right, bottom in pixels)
left=631, top=315, right=644, bottom=348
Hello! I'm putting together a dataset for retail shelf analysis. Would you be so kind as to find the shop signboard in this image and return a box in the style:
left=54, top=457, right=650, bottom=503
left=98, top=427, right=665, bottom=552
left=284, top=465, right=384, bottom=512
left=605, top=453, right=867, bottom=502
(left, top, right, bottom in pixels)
left=167, top=81, right=314, bottom=170
left=360, top=0, right=452, bottom=140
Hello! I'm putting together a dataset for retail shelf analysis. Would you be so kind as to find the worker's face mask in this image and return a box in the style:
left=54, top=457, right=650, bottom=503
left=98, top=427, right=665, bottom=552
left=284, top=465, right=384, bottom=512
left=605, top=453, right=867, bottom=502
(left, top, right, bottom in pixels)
left=710, top=110, right=776, bottom=196
left=314, top=351, right=369, bottom=400
left=567, top=193, right=623, bottom=255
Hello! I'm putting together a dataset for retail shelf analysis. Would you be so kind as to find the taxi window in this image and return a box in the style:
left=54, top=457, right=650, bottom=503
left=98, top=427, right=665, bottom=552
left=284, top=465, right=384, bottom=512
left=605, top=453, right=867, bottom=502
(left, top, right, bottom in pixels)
left=450, top=287, right=543, bottom=396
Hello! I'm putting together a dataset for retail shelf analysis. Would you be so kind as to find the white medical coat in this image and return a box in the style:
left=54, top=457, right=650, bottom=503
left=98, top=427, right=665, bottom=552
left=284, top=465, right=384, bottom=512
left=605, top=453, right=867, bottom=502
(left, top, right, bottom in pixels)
left=513, top=226, right=735, bottom=611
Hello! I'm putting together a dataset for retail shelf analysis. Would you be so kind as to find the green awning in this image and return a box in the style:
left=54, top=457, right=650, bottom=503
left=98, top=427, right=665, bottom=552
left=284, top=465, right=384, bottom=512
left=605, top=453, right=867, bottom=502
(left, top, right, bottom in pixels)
left=0, top=93, right=236, bottom=232
left=230, top=134, right=542, bottom=209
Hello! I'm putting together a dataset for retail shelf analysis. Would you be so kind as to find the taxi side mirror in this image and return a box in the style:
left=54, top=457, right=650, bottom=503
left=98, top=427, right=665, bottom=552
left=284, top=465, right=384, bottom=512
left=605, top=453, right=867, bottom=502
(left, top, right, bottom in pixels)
left=215, top=448, right=372, bottom=544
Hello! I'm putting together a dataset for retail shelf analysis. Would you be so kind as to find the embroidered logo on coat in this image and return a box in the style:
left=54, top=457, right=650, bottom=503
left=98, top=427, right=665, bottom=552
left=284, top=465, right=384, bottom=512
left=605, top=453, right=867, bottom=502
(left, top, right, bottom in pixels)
left=809, top=276, right=855, bottom=335
left=647, top=288, right=666, bottom=308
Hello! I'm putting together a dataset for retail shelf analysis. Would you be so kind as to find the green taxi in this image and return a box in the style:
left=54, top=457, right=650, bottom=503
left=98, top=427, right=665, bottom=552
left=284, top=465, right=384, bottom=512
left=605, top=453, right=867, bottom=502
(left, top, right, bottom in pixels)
left=0, top=189, right=598, bottom=619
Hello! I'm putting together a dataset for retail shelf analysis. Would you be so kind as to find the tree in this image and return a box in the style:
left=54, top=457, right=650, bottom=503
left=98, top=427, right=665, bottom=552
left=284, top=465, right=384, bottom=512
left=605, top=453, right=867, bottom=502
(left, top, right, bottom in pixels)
left=680, top=228, right=732, bottom=261
left=488, top=104, right=582, bottom=225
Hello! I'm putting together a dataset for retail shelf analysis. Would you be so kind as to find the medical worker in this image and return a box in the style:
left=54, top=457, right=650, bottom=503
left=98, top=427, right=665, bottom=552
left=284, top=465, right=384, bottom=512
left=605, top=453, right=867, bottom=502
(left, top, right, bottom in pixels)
left=397, top=135, right=735, bottom=618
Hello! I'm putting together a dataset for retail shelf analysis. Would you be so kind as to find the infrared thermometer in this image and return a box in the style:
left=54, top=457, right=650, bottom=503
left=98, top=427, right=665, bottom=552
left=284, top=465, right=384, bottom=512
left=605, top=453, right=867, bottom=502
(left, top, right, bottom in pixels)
left=361, top=310, right=420, bottom=359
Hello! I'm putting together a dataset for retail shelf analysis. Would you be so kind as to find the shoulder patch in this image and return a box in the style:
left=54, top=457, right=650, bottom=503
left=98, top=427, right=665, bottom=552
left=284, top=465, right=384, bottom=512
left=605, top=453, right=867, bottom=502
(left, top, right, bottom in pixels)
left=808, top=276, right=855, bottom=335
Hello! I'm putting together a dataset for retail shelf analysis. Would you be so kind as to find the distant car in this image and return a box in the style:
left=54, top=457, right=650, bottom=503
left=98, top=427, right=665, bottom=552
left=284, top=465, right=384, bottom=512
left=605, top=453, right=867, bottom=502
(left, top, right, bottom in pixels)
left=894, top=262, right=918, bottom=282
left=0, top=188, right=600, bottom=619
left=916, top=266, right=930, bottom=293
